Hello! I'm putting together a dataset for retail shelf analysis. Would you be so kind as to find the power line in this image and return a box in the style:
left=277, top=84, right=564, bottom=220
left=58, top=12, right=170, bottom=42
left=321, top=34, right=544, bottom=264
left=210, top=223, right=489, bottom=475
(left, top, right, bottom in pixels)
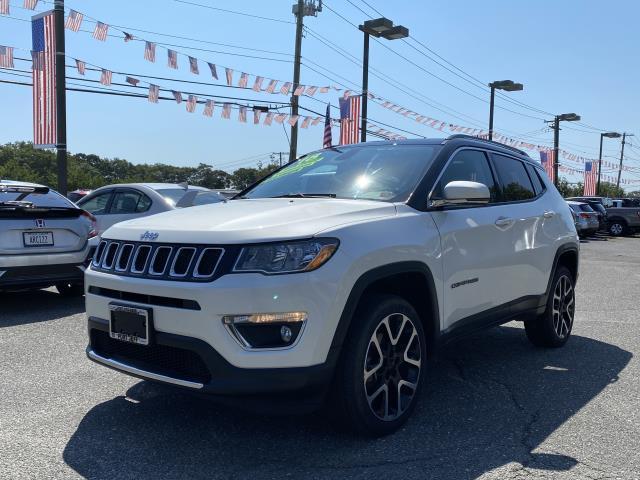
left=171, top=0, right=294, bottom=24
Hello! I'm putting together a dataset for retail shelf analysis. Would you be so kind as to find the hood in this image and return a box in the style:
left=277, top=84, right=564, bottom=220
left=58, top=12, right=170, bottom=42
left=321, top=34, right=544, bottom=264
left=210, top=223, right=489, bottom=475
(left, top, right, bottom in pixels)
left=103, top=198, right=397, bottom=244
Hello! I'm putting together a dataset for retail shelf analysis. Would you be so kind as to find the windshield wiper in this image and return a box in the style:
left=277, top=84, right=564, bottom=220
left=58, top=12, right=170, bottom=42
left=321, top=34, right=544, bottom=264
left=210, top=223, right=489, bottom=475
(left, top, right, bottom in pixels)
left=272, top=193, right=336, bottom=198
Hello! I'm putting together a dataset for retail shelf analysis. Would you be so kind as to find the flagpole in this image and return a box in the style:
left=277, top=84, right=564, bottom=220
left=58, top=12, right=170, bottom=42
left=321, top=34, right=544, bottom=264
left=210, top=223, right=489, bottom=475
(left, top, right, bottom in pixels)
left=54, top=0, right=67, bottom=195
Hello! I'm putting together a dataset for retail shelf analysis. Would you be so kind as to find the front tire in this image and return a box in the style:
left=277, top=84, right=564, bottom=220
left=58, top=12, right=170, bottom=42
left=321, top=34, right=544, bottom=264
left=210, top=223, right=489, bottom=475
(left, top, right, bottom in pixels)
left=56, top=282, right=85, bottom=297
left=332, top=295, right=426, bottom=436
left=525, top=266, right=575, bottom=348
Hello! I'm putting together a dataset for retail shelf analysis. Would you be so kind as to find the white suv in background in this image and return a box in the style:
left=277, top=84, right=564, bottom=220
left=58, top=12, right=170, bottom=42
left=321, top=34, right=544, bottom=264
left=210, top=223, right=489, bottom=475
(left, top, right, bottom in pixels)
left=84, top=136, right=579, bottom=436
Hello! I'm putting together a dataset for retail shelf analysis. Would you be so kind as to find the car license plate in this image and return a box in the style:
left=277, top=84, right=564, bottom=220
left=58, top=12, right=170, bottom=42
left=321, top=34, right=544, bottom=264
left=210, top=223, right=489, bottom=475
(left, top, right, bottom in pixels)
left=109, top=304, right=152, bottom=346
left=23, top=231, right=54, bottom=247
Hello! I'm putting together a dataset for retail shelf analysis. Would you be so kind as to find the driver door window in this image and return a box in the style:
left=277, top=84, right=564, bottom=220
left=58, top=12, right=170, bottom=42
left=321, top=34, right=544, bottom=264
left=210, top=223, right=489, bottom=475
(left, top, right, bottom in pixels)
left=432, top=150, right=497, bottom=202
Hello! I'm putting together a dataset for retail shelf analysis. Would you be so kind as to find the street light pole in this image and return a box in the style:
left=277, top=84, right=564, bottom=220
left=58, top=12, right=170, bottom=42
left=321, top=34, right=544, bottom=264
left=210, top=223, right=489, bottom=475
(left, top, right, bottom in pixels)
left=597, top=132, right=621, bottom=196
left=360, top=30, right=370, bottom=143
left=617, top=133, right=633, bottom=189
left=358, top=18, right=408, bottom=143
left=546, top=113, right=581, bottom=187
left=487, top=80, right=523, bottom=142
left=54, top=0, right=67, bottom=195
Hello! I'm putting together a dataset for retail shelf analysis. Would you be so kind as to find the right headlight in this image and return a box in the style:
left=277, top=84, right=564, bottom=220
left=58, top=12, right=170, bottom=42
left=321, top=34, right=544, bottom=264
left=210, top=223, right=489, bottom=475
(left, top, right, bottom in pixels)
left=233, top=238, right=339, bottom=274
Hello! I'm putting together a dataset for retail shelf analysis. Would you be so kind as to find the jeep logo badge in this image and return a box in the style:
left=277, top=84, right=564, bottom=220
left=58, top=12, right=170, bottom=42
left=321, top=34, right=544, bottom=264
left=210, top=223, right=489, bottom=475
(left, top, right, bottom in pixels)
left=140, top=231, right=159, bottom=241
left=35, top=219, right=45, bottom=228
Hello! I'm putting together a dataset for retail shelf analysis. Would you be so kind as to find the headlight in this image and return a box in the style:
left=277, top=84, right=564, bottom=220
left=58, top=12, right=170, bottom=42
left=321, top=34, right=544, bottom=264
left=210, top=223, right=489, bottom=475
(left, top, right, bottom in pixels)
left=233, top=238, right=339, bottom=274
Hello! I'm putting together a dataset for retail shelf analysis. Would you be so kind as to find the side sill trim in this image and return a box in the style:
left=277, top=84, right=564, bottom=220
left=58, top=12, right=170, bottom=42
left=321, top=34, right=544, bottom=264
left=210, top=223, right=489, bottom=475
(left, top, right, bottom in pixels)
left=87, top=348, right=204, bottom=390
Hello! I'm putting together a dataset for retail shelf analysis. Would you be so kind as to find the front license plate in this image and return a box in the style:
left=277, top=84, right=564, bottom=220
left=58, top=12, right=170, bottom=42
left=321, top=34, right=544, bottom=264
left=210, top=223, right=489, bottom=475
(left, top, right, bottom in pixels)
left=23, top=231, right=54, bottom=247
left=109, top=304, right=152, bottom=346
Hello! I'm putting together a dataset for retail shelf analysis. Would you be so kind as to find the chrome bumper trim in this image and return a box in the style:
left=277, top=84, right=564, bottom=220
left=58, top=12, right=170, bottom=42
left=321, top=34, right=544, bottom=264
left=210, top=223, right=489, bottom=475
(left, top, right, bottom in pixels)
left=87, top=349, right=204, bottom=389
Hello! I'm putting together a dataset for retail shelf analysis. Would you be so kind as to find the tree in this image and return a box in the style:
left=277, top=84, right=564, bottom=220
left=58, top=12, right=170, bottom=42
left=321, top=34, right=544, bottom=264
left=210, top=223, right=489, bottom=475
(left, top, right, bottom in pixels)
left=597, top=182, right=624, bottom=199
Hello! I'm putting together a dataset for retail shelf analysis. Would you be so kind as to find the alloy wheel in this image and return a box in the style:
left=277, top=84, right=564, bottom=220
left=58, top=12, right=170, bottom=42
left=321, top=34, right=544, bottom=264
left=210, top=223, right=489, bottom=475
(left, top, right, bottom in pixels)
left=363, top=313, right=421, bottom=421
left=552, top=275, right=575, bottom=339
left=610, top=223, right=624, bottom=236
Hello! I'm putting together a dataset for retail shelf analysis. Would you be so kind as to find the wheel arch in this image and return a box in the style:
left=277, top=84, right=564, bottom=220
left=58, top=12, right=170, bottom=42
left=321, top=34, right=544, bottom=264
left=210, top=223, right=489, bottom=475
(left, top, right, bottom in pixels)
left=328, top=262, right=441, bottom=364
left=543, top=244, right=579, bottom=307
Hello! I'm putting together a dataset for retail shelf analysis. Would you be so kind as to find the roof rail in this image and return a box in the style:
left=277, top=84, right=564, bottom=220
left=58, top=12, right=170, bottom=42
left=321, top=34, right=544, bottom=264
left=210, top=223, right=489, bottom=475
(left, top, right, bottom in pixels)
left=445, top=134, right=529, bottom=157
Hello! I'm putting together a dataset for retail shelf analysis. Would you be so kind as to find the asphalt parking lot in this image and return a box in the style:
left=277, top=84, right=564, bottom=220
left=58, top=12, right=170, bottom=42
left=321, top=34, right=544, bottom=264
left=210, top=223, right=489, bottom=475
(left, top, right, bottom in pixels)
left=1, top=236, right=639, bottom=480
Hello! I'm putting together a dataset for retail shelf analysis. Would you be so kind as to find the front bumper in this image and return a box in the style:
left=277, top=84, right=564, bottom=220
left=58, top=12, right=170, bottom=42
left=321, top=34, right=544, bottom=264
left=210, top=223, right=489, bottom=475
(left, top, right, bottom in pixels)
left=86, top=317, right=335, bottom=409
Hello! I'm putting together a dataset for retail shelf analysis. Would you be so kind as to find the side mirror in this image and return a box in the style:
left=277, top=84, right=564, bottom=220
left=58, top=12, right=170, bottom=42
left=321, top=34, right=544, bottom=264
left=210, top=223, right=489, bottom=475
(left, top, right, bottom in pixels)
left=431, top=181, right=490, bottom=207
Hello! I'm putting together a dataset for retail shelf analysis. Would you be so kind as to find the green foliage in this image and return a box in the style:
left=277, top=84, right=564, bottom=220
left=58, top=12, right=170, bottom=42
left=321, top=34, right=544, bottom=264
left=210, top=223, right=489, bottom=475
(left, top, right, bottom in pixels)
left=555, top=176, right=625, bottom=198
left=0, top=142, right=279, bottom=192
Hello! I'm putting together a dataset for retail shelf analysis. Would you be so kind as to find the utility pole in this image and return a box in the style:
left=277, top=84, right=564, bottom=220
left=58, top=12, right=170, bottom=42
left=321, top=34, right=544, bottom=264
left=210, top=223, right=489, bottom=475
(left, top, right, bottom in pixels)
left=289, top=1, right=321, bottom=163
left=617, top=133, right=633, bottom=189
left=552, top=116, right=560, bottom=187
left=488, top=86, right=495, bottom=141
left=54, top=0, right=67, bottom=195
left=360, top=31, right=370, bottom=143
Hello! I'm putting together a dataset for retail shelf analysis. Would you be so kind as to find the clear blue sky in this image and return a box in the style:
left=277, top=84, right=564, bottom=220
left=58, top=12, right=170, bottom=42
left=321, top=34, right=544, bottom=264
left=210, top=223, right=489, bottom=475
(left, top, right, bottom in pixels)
left=1, top=0, right=639, bottom=188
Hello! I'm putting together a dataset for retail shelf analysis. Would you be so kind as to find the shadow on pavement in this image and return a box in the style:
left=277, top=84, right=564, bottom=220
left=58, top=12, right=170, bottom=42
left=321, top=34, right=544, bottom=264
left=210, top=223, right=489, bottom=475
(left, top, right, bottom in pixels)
left=63, top=325, right=631, bottom=480
left=0, top=289, right=84, bottom=327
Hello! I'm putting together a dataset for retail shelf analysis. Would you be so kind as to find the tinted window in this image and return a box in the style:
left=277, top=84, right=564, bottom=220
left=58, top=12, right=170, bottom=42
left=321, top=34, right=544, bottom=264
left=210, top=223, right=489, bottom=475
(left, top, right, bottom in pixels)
left=243, top=145, right=438, bottom=202
left=0, top=190, right=74, bottom=208
left=136, top=194, right=152, bottom=212
left=492, top=155, right=535, bottom=201
left=78, top=192, right=111, bottom=214
left=568, top=204, right=580, bottom=212
left=110, top=191, right=145, bottom=214
left=525, top=164, right=546, bottom=194
left=589, top=203, right=606, bottom=215
left=432, top=149, right=496, bottom=201
left=579, top=204, right=595, bottom=212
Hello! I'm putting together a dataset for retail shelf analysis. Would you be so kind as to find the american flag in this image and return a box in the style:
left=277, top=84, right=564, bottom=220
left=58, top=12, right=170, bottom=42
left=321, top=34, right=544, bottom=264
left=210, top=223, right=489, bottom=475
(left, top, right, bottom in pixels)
left=186, top=95, right=197, bottom=113
left=539, top=150, right=556, bottom=183
left=92, top=21, right=108, bottom=41
left=287, top=115, right=299, bottom=127
left=167, top=49, right=178, bottom=69
left=171, top=90, right=182, bottom=104
left=238, top=72, right=248, bottom=88
left=144, top=41, right=156, bottom=63
left=100, top=69, right=112, bottom=86
left=64, top=9, right=83, bottom=32
left=583, top=161, right=597, bottom=196
left=0, top=0, right=9, bottom=15
left=75, top=58, right=85, bottom=75
left=263, top=112, right=273, bottom=126
left=148, top=84, right=159, bottom=103
left=293, top=84, right=305, bottom=96
left=31, top=12, right=56, bottom=147
left=188, top=56, right=198, bottom=74
left=203, top=99, right=214, bottom=117
left=252, top=76, right=263, bottom=92
left=125, top=76, right=139, bottom=86
left=238, top=106, right=247, bottom=123
left=253, top=108, right=261, bottom=124
left=23, top=0, right=38, bottom=10
left=280, top=82, right=291, bottom=95
left=0, top=46, right=14, bottom=68
left=123, top=32, right=134, bottom=42
left=305, top=86, right=318, bottom=96
left=221, top=103, right=231, bottom=119
left=339, top=95, right=361, bottom=145
left=207, top=62, right=218, bottom=79
left=323, top=103, right=332, bottom=148
left=265, top=79, right=277, bottom=93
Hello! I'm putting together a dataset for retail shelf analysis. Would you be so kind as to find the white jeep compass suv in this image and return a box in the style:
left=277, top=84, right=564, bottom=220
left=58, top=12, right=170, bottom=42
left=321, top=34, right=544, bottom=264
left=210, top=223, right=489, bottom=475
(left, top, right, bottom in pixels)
left=85, top=135, right=579, bottom=436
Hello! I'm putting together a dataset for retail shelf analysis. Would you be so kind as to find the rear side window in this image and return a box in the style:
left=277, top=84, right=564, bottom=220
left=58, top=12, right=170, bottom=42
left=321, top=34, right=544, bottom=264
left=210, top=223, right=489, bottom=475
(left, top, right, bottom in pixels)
left=79, top=192, right=111, bottom=214
left=432, top=150, right=497, bottom=201
left=492, top=154, right=535, bottom=202
left=525, top=164, right=546, bottom=195
left=580, top=204, right=595, bottom=212
left=109, top=191, right=151, bottom=214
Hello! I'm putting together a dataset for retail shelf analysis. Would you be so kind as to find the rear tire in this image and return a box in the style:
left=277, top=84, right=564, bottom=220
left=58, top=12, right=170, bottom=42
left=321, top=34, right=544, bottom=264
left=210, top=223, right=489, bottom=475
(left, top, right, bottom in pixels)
left=331, top=295, right=426, bottom=436
left=525, top=266, right=575, bottom=348
left=608, top=220, right=627, bottom=236
left=56, top=282, right=84, bottom=297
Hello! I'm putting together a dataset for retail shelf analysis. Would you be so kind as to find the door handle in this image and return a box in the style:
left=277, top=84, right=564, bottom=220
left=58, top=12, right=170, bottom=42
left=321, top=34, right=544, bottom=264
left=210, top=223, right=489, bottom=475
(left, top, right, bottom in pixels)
left=543, top=210, right=556, bottom=218
left=495, top=217, right=515, bottom=228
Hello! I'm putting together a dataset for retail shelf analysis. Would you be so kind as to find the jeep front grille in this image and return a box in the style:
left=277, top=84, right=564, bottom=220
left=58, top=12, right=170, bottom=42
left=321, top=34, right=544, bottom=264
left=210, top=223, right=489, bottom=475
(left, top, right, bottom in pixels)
left=91, top=240, right=224, bottom=282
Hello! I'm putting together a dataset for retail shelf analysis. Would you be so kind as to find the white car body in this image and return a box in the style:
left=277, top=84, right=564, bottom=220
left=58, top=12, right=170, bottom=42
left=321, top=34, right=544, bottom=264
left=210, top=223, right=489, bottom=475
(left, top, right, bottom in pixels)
left=84, top=137, right=579, bottom=431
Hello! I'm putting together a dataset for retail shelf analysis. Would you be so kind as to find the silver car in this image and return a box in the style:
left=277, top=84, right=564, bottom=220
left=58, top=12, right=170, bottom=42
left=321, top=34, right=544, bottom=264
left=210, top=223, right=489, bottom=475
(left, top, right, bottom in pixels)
left=76, top=183, right=227, bottom=239
left=0, top=180, right=95, bottom=295
left=567, top=201, right=599, bottom=238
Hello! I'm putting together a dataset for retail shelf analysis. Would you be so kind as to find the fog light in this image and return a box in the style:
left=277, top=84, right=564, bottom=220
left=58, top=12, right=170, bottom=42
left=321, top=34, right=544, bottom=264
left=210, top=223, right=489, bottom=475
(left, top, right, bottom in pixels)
left=280, top=325, right=293, bottom=343
left=222, top=312, right=307, bottom=349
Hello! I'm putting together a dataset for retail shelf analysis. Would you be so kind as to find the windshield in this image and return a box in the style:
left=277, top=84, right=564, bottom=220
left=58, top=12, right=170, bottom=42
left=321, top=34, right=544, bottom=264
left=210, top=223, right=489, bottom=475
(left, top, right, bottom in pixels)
left=0, top=188, right=74, bottom=208
left=241, top=145, right=438, bottom=202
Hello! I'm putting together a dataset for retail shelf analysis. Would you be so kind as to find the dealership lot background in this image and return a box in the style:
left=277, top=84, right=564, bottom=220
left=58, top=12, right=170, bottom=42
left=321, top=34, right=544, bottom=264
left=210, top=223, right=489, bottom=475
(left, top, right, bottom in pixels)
left=2, top=237, right=638, bottom=480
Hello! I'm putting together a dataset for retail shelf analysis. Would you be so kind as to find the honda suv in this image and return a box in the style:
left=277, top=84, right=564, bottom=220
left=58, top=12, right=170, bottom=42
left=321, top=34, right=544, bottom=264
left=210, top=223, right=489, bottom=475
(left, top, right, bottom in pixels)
left=84, top=136, right=579, bottom=436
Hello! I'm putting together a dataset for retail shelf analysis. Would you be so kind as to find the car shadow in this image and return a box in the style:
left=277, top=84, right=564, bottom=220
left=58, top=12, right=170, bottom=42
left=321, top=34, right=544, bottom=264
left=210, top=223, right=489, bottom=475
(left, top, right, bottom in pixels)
left=63, top=325, right=631, bottom=480
left=0, top=289, right=85, bottom=328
